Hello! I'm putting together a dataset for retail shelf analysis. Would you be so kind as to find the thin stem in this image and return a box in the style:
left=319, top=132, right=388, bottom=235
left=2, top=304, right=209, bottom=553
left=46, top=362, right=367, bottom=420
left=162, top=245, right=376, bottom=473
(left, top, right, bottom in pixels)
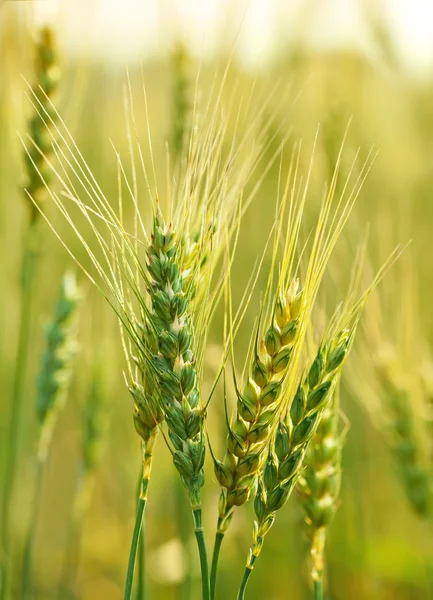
left=313, top=579, right=323, bottom=600
left=177, top=482, right=193, bottom=600
left=192, top=509, right=210, bottom=600
left=1, top=223, right=40, bottom=600
left=22, top=454, right=46, bottom=600
left=237, top=560, right=255, bottom=600
left=124, top=495, right=146, bottom=600
left=210, top=523, right=225, bottom=600
left=136, top=519, right=145, bottom=600
left=136, top=466, right=146, bottom=600
left=124, top=440, right=153, bottom=600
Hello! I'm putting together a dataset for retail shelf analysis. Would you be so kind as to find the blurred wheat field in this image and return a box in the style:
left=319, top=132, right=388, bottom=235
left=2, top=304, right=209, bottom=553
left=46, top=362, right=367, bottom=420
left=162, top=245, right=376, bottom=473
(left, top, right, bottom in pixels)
left=1, top=4, right=433, bottom=600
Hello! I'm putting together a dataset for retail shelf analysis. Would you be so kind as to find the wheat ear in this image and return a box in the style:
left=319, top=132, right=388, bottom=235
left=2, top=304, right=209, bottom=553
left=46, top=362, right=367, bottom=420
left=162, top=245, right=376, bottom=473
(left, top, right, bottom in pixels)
left=171, top=41, right=190, bottom=163
left=210, top=279, right=302, bottom=597
left=297, top=383, right=346, bottom=600
left=377, top=353, right=431, bottom=517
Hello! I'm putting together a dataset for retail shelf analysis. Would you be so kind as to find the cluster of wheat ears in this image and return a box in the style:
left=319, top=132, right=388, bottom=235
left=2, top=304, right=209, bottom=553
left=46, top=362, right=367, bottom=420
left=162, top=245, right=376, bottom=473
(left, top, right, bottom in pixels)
left=4, top=24, right=430, bottom=600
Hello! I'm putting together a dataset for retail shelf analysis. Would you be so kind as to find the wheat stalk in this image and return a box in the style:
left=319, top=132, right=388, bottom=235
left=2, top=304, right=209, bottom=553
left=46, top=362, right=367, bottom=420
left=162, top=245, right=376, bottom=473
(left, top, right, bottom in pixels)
left=123, top=211, right=211, bottom=600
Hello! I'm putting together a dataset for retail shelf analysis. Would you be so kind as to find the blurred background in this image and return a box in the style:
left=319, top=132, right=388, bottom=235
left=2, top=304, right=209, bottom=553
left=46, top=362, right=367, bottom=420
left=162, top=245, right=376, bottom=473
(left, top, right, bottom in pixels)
left=1, top=1, right=433, bottom=599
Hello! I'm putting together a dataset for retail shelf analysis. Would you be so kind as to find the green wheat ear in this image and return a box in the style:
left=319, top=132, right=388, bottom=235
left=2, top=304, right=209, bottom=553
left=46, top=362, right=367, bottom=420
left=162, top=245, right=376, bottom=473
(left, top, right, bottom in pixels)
left=35, top=271, right=80, bottom=457
left=297, top=383, right=346, bottom=599
left=143, top=211, right=206, bottom=507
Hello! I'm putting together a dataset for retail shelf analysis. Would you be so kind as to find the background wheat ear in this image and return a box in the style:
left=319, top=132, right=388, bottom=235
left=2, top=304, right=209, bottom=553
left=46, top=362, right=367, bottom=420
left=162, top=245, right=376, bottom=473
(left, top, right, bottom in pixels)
left=297, top=381, right=347, bottom=600
left=171, top=40, right=190, bottom=164
left=24, top=26, right=60, bottom=223
left=348, top=258, right=433, bottom=522
left=22, top=271, right=80, bottom=600
left=375, top=348, right=432, bottom=518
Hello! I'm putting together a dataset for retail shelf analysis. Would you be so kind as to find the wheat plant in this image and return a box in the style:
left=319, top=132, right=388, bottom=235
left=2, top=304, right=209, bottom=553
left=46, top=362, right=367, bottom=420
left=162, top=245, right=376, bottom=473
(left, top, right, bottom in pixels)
left=22, top=272, right=80, bottom=599
left=0, top=26, right=61, bottom=600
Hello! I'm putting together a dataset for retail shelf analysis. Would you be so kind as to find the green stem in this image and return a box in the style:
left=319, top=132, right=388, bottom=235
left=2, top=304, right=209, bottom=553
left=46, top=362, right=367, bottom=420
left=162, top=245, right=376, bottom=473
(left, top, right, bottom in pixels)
left=136, top=468, right=146, bottom=600
left=124, top=495, right=146, bottom=600
left=1, top=223, right=40, bottom=600
left=237, top=559, right=256, bottom=600
left=192, top=509, right=210, bottom=600
left=177, top=482, right=193, bottom=600
left=210, top=524, right=225, bottom=600
left=136, top=519, right=145, bottom=600
left=313, top=579, right=323, bottom=600
left=124, top=441, right=153, bottom=600
left=22, top=454, right=46, bottom=600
